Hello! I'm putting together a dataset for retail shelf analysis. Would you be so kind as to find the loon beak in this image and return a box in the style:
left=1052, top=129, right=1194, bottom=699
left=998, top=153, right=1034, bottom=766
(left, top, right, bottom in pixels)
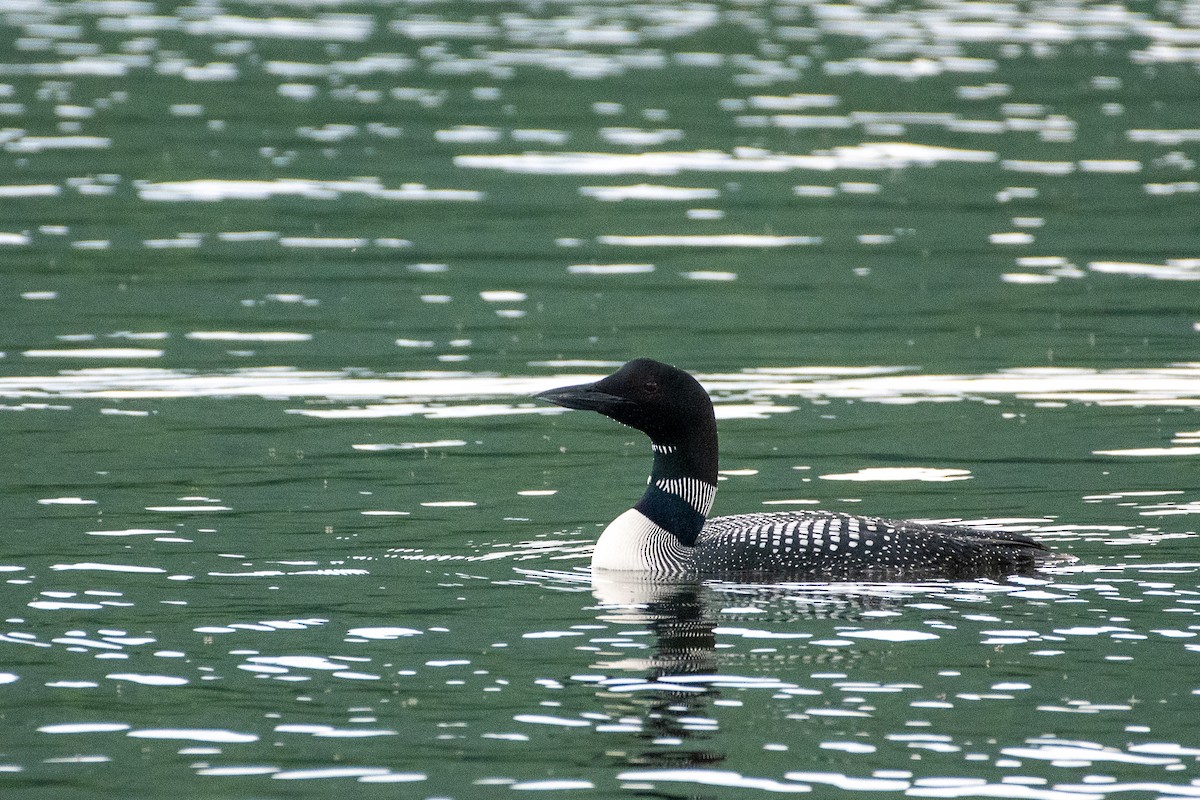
left=535, top=381, right=632, bottom=413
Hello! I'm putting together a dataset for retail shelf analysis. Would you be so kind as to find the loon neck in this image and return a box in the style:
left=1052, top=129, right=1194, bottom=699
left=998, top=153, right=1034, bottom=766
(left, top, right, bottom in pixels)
left=647, top=441, right=716, bottom=484
left=632, top=441, right=718, bottom=546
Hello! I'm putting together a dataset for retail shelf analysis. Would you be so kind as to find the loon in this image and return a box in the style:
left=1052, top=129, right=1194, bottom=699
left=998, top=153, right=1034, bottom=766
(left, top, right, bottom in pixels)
left=537, top=358, right=1065, bottom=579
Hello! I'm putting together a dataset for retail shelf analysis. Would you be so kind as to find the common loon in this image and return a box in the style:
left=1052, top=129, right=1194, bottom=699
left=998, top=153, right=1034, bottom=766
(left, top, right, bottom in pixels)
left=537, top=358, right=1066, bottom=579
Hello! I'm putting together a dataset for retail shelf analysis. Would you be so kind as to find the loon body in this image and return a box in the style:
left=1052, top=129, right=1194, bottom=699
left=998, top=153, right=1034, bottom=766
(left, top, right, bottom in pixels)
left=537, top=358, right=1064, bottom=579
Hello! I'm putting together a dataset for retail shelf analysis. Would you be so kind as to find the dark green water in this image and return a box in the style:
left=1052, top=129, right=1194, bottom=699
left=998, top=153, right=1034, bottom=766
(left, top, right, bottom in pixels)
left=2, top=0, right=1200, bottom=797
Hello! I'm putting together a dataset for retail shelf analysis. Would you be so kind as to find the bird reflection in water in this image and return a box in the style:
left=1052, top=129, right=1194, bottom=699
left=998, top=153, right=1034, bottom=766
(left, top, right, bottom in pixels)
left=590, top=573, right=725, bottom=769
left=585, top=571, right=972, bottom=772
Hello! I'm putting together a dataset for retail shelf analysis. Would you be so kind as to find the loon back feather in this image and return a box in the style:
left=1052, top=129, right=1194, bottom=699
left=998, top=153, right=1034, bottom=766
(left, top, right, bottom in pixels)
left=698, top=511, right=1048, bottom=579
left=536, top=358, right=1072, bottom=579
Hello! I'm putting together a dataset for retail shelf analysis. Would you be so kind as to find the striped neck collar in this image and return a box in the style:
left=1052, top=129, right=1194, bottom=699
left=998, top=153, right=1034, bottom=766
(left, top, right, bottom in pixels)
left=634, top=441, right=717, bottom=546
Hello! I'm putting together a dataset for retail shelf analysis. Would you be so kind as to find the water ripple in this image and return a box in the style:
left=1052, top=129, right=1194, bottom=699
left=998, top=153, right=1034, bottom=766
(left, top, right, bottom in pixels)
left=2, top=365, right=1198, bottom=413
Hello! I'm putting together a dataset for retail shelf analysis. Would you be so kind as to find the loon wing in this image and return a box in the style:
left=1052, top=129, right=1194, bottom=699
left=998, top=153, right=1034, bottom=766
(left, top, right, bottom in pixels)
left=695, top=511, right=1055, bottom=578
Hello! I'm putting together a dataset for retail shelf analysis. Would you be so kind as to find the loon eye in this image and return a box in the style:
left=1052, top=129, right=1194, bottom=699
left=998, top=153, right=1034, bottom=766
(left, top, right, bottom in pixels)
left=644, top=380, right=659, bottom=395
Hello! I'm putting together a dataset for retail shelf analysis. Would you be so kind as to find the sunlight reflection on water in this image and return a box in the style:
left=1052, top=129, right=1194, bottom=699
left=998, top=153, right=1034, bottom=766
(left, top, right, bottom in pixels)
left=5, top=0, right=1200, bottom=794
left=3, top=364, right=1200, bottom=419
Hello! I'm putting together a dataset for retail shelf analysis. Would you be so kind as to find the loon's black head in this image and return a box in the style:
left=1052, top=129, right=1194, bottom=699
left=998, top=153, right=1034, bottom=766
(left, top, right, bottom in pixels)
left=536, top=358, right=718, bottom=482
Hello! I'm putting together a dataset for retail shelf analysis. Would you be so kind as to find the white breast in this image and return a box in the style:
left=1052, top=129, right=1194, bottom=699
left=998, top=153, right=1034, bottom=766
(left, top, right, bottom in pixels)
left=592, top=509, right=695, bottom=573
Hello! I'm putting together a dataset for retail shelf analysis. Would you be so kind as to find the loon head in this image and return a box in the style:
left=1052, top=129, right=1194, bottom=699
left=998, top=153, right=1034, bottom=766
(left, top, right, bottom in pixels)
left=536, top=358, right=718, bottom=483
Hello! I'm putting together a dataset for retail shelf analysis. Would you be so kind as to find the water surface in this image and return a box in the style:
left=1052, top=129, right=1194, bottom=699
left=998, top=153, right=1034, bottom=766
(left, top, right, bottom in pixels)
left=2, top=0, right=1199, bottom=796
